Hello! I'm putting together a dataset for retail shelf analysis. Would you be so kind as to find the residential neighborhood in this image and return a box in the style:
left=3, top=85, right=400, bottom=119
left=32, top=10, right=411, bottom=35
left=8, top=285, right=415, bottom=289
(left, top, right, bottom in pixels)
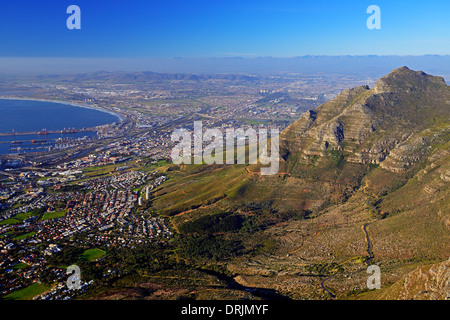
left=0, top=164, right=171, bottom=298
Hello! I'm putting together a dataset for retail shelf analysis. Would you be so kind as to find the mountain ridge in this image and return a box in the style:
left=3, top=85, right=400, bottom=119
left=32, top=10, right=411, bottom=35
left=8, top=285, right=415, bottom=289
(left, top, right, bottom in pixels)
left=143, top=66, right=449, bottom=300
left=36, top=71, right=258, bottom=83
left=278, top=66, right=450, bottom=172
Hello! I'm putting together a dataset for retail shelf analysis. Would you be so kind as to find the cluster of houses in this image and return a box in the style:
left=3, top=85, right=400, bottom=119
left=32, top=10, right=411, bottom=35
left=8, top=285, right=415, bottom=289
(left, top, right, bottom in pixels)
left=0, top=167, right=171, bottom=299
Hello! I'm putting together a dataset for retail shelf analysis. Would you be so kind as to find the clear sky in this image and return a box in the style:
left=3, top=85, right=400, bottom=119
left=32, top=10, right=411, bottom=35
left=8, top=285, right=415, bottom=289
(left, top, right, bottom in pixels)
left=0, top=0, right=449, bottom=58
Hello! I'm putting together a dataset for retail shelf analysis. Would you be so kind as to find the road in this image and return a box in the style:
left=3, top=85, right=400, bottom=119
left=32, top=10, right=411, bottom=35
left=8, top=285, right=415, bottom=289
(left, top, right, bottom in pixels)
left=363, top=222, right=376, bottom=266
left=319, top=218, right=380, bottom=299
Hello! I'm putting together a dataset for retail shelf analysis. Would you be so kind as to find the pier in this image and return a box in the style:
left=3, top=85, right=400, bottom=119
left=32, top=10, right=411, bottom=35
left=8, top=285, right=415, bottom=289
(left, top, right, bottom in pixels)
left=0, top=140, right=53, bottom=145
left=0, top=128, right=96, bottom=137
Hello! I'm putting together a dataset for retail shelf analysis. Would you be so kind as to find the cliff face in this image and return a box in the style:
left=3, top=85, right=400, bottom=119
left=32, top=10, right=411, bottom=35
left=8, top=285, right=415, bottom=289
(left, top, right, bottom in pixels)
left=375, top=258, right=450, bottom=300
left=279, top=67, right=450, bottom=173
left=398, top=259, right=449, bottom=300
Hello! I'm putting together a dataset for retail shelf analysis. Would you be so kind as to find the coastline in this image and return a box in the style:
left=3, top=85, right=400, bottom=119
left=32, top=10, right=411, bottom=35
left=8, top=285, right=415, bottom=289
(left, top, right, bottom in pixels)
left=0, top=96, right=125, bottom=123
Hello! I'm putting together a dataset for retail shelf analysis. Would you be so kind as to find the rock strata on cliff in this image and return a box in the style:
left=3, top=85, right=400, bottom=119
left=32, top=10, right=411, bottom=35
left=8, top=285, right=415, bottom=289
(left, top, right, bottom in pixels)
left=280, top=67, right=450, bottom=172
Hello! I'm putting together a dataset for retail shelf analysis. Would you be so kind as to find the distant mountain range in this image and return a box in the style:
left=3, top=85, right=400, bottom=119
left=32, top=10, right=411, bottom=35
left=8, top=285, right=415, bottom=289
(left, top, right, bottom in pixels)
left=35, top=71, right=257, bottom=83
left=1, top=55, right=450, bottom=77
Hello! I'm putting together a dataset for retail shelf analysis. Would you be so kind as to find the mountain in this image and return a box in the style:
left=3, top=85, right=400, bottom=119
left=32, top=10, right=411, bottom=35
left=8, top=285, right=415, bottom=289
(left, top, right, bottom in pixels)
left=4, top=55, right=450, bottom=75
left=279, top=66, right=449, bottom=171
left=36, top=71, right=257, bottom=83
left=106, top=67, right=449, bottom=300
left=232, top=66, right=450, bottom=299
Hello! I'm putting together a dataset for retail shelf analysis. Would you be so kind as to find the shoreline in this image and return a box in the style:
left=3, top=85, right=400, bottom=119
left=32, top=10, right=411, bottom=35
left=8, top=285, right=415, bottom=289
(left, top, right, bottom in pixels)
left=0, top=96, right=125, bottom=123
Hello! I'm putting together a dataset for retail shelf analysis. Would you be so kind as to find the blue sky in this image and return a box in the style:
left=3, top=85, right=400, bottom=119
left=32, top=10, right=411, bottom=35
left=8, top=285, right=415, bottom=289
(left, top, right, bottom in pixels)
left=0, top=0, right=449, bottom=58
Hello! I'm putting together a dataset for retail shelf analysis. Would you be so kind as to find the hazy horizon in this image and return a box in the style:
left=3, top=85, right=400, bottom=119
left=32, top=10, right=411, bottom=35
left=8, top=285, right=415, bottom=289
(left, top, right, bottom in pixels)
left=1, top=55, right=449, bottom=80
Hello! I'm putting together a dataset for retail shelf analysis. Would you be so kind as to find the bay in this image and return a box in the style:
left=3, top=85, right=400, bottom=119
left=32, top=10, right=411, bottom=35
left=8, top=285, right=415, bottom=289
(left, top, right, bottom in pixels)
left=0, top=98, right=121, bottom=155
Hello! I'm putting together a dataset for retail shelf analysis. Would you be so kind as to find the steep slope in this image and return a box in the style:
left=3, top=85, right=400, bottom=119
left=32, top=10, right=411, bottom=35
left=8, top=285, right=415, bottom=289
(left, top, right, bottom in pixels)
left=279, top=66, right=449, bottom=170
left=359, top=258, right=449, bottom=300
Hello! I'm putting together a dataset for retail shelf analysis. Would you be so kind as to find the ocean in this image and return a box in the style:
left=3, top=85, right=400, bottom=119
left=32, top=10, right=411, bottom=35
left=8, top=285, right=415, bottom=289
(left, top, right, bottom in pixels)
left=0, top=99, right=121, bottom=155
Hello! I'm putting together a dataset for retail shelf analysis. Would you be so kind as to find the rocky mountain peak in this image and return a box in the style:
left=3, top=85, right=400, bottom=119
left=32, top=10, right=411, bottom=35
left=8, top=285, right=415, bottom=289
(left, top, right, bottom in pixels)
left=373, top=66, right=447, bottom=94
left=280, top=67, right=450, bottom=172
